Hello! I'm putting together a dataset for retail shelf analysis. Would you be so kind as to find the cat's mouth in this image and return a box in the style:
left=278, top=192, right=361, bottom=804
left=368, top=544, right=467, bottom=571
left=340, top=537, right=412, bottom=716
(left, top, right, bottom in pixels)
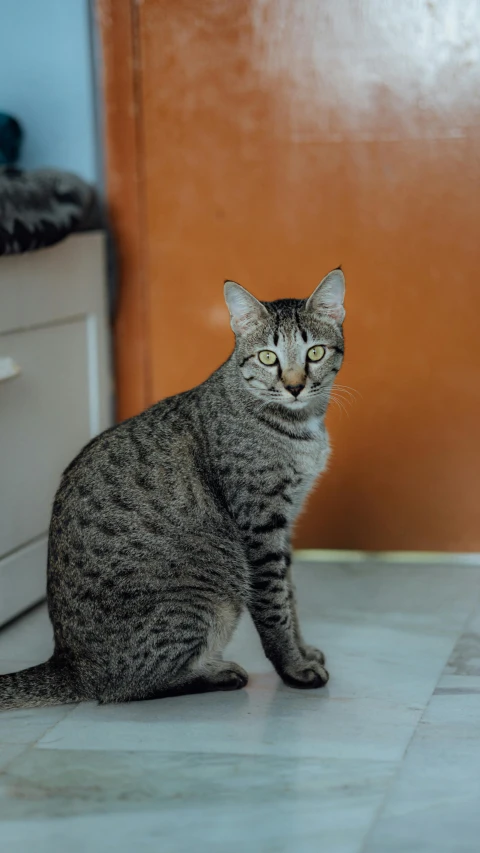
left=281, top=397, right=309, bottom=410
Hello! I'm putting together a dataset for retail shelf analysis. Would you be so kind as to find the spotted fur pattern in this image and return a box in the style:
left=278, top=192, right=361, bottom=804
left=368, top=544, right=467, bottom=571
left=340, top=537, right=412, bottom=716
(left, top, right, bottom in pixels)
left=0, top=270, right=345, bottom=709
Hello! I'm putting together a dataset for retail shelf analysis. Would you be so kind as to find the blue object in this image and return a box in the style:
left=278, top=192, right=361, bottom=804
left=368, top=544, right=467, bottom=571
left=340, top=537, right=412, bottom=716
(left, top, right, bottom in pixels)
left=0, top=113, right=22, bottom=165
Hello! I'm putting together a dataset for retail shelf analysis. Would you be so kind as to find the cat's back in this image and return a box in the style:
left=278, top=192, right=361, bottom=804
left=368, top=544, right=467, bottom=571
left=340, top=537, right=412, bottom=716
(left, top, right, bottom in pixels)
left=53, top=387, right=205, bottom=516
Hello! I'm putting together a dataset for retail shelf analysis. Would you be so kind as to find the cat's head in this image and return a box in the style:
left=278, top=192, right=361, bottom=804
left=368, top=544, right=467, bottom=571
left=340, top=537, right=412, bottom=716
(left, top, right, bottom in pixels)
left=224, top=269, right=345, bottom=410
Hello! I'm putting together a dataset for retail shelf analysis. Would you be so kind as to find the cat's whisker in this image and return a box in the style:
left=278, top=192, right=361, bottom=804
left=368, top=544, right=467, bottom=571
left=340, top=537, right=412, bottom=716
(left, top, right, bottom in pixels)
left=331, top=388, right=355, bottom=406
left=329, top=397, right=344, bottom=415
left=329, top=393, right=350, bottom=417
left=332, top=393, right=354, bottom=408
left=310, top=388, right=348, bottom=417
left=332, top=385, right=356, bottom=400
left=334, top=384, right=362, bottom=399
left=334, top=388, right=356, bottom=403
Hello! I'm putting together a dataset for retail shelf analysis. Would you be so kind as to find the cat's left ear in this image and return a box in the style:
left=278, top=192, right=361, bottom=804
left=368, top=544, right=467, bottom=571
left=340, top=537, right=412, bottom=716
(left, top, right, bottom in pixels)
left=306, top=268, right=345, bottom=323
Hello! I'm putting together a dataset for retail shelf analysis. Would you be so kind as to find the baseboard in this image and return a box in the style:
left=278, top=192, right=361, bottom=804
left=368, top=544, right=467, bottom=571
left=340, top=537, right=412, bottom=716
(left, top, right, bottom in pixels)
left=294, top=549, right=480, bottom=565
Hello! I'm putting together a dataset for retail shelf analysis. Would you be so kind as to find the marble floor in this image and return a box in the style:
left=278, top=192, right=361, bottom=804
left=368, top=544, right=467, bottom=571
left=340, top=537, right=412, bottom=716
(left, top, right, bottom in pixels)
left=0, top=559, right=479, bottom=853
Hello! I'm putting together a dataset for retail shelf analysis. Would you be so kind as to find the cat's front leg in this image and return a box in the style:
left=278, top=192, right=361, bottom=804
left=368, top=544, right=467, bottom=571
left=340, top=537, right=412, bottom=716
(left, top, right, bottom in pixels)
left=247, top=542, right=329, bottom=689
left=286, top=564, right=326, bottom=666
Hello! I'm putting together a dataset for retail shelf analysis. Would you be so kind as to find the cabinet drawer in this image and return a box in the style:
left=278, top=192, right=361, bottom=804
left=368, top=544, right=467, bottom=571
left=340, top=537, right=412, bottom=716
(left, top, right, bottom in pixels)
left=0, top=320, right=94, bottom=557
left=0, top=538, right=48, bottom=627
left=0, top=233, right=106, bottom=334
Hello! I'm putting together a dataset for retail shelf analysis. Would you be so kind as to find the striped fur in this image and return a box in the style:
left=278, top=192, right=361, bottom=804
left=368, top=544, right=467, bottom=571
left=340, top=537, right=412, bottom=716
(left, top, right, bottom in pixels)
left=0, top=270, right=345, bottom=709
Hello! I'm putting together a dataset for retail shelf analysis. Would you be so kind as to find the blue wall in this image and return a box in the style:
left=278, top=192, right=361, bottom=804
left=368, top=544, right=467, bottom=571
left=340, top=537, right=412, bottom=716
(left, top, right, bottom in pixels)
left=0, top=0, right=98, bottom=183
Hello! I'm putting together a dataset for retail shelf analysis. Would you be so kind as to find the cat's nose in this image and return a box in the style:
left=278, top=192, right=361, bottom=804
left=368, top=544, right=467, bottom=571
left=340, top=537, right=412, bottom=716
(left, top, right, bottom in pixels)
left=285, top=383, right=305, bottom=398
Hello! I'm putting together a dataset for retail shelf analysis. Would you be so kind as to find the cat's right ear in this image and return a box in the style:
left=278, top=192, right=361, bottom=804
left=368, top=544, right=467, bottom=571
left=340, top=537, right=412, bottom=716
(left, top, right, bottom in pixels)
left=224, top=281, right=268, bottom=335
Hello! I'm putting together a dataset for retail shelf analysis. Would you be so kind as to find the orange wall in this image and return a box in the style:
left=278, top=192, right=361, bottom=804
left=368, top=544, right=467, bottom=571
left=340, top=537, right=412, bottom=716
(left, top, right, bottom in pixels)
left=101, top=1, right=480, bottom=551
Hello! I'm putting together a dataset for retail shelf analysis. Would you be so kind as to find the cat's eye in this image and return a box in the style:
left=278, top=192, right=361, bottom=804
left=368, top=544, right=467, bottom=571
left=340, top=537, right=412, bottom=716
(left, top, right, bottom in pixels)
left=258, top=350, right=278, bottom=366
left=307, top=345, right=325, bottom=362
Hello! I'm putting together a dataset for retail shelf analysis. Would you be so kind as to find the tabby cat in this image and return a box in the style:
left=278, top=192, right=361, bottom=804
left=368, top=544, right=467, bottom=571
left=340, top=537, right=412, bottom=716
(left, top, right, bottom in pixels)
left=0, top=269, right=345, bottom=709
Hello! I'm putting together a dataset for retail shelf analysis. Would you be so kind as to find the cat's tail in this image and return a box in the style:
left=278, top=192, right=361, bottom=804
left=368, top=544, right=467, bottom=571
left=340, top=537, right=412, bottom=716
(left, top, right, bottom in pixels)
left=0, top=658, right=82, bottom=710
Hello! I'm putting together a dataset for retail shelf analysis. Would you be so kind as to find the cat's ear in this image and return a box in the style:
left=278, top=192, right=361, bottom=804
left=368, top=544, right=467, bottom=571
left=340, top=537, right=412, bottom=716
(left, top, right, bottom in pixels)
left=224, top=281, right=268, bottom=334
left=306, top=268, right=345, bottom=323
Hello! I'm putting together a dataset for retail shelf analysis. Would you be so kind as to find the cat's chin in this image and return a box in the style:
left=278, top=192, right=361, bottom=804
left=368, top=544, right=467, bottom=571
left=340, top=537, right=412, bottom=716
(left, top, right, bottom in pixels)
left=280, top=399, right=309, bottom=411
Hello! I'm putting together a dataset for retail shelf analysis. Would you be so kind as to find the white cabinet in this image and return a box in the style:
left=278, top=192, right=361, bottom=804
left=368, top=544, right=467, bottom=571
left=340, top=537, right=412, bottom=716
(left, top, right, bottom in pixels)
left=0, top=233, right=112, bottom=626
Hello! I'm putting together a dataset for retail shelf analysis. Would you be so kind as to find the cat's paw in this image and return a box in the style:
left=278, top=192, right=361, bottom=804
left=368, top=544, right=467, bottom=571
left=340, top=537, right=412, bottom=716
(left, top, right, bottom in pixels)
left=280, top=657, right=329, bottom=689
left=209, top=662, right=249, bottom=691
left=301, top=644, right=326, bottom=666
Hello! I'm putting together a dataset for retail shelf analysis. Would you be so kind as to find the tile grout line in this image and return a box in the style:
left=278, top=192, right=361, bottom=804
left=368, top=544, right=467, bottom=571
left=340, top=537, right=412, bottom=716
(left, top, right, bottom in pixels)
left=357, top=587, right=480, bottom=853
left=0, top=702, right=80, bottom=778
left=31, top=703, right=81, bottom=751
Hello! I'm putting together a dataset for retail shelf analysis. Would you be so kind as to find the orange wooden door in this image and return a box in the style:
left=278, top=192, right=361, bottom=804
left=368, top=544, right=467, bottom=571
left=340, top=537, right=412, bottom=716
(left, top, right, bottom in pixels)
left=99, top=0, right=480, bottom=552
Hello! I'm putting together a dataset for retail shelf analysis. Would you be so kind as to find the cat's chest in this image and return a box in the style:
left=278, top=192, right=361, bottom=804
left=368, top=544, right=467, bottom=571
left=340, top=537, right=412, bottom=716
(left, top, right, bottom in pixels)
left=214, top=414, right=329, bottom=519
left=253, top=426, right=329, bottom=503
left=289, top=431, right=330, bottom=501
left=292, top=437, right=329, bottom=478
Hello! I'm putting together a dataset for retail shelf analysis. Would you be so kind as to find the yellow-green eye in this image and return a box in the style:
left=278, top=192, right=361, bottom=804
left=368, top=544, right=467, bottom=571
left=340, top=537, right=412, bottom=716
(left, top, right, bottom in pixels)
left=258, top=350, right=278, bottom=366
left=307, top=345, right=325, bottom=362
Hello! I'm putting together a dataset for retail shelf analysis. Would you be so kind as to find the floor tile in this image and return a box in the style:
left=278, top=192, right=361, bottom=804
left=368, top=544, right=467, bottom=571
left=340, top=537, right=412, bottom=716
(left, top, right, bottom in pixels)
left=1, top=560, right=479, bottom=853
left=37, top=609, right=453, bottom=761
left=294, top=562, right=480, bottom=632
left=0, top=744, right=28, bottom=772
left=0, top=749, right=394, bottom=853
left=0, top=705, right=75, bottom=746
left=37, top=560, right=477, bottom=761
left=37, top=675, right=421, bottom=761
left=364, top=601, right=480, bottom=853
